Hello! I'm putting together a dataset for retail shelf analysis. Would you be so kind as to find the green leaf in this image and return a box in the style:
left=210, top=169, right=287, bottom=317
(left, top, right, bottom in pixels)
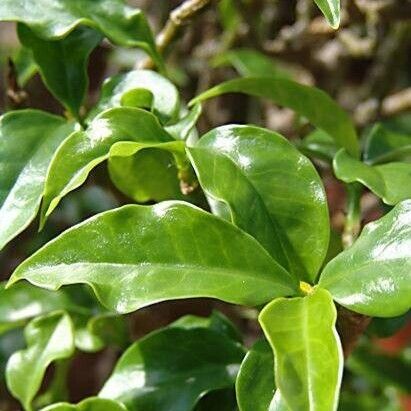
left=259, top=288, right=343, bottom=411
left=165, top=104, right=202, bottom=141
left=188, top=125, right=329, bottom=282
left=40, top=397, right=127, bottom=411
left=18, top=24, right=102, bottom=118
left=212, top=48, right=290, bottom=79
left=333, top=149, right=411, bottom=205
left=107, top=140, right=189, bottom=203
left=195, top=389, right=238, bottom=411
left=368, top=311, right=410, bottom=338
left=347, top=346, right=411, bottom=393
left=12, top=46, right=37, bottom=87
left=171, top=311, right=243, bottom=344
left=40, top=107, right=180, bottom=226
left=190, top=77, right=359, bottom=158
left=299, top=129, right=338, bottom=162
left=313, top=0, right=340, bottom=29
left=0, top=110, right=74, bottom=251
left=0, top=329, right=25, bottom=381
left=0, top=0, right=161, bottom=68
left=6, top=311, right=75, bottom=411
left=0, top=282, right=90, bottom=335
left=99, top=320, right=245, bottom=411
left=320, top=200, right=411, bottom=317
left=236, top=339, right=275, bottom=411
left=74, top=313, right=129, bottom=352
left=9, top=202, right=297, bottom=313
left=88, top=70, right=180, bottom=123
left=363, top=123, right=411, bottom=164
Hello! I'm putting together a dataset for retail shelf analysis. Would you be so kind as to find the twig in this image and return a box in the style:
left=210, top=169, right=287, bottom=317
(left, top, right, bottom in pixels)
left=342, top=183, right=362, bottom=249
left=6, top=58, right=28, bottom=109
left=138, top=0, right=216, bottom=69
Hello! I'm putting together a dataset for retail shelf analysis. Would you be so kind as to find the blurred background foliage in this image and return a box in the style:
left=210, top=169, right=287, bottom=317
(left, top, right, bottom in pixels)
left=0, top=0, right=410, bottom=410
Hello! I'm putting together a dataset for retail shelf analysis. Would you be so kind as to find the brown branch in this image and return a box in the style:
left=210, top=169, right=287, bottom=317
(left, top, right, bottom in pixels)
left=337, top=305, right=372, bottom=358
left=6, top=58, right=28, bottom=109
left=138, top=0, right=216, bottom=69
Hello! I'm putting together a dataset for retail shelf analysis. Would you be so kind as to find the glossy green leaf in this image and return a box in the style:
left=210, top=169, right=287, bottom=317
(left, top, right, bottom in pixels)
left=190, top=77, right=359, bottom=157
left=364, top=123, right=411, bottom=164
left=0, top=282, right=90, bottom=335
left=347, top=346, right=411, bottom=393
left=333, top=149, right=411, bottom=205
left=188, top=125, right=329, bottom=282
left=0, top=0, right=161, bottom=68
left=18, top=24, right=102, bottom=118
left=320, top=200, right=411, bottom=317
left=9, top=201, right=297, bottom=313
left=40, top=107, right=180, bottom=225
left=0, top=110, right=75, bottom=251
left=259, top=288, right=343, bottom=411
left=213, top=49, right=290, bottom=79
left=6, top=311, right=75, bottom=411
left=236, top=339, right=275, bottom=411
left=88, top=70, right=180, bottom=123
left=99, top=320, right=245, bottom=411
left=41, top=397, right=127, bottom=411
left=313, top=0, right=340, bottom=29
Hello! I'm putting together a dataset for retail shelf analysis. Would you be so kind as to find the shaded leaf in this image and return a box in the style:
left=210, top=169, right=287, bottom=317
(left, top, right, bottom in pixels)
left=190, top=77, right=359, bottom=157
left=213, top=48, right=290, bottom=78
left=364, top=123, right=411, bottom=164
left=236, top=339, right=275, bottom=411
left=0, top=282, right=90, bottom=335
left=299, top=129, right=338, bottom=162
left=259, top=288, right=343, bottom=411
left=74, top=313, right=129, bottom=353
left=12, top=46, right=37, bottom=87
left=347, top=346, right=411, bottom=393
left=18, top=24, right=102, bottom=118
left=188, top=125, right=329, bottom=282
left=333, top=149, right=411, bottom=205
left=41, top=397, right=127, bottom=411
left=6, top=312, right=75, bottom=411
left=9, top=202, right=297, bottom=313
left=320, top=200, right=411, bottom=317
left=99, top=321, right=245, bottom=411
left=40, top=107, right=182, bottom=225
left=0, top=110, right=75, bottom=251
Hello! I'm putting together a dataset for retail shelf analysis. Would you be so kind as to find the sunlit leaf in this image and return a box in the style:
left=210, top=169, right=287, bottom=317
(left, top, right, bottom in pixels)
left=188, top=125, right=330, bottom=282
left=259, top=288, right=343, bottom=411
left=320, top=200, right=411, bottom=317
left=9, top=202, right=297, bottom=313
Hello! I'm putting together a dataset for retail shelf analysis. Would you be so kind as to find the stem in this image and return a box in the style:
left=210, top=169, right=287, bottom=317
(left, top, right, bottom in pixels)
left=342, top=183, right=362, bottom=249
left=138, top=0, right=217, bottom=69
left=339, top=183, right=371, bottom=358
